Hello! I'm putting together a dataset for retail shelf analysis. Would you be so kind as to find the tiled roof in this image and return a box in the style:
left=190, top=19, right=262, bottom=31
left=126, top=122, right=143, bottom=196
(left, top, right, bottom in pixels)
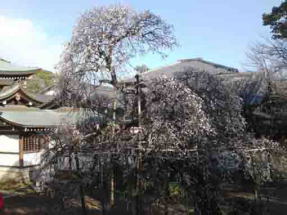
left=0, top=58, right=40, bottom=76
left=0, top=84, right=20, bottom=99
left=124, top=58, right=238, bottom=83
left=0, top=108, right=100, bottom=128
left=0, top=83, right=53, bottom=104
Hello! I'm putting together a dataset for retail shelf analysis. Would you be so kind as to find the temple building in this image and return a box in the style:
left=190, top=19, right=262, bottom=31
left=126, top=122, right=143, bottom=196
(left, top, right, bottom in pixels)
left=0, top=59, right=68, bottom=181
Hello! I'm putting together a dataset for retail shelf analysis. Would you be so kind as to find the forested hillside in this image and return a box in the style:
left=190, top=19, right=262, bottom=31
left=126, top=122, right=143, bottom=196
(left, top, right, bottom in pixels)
left=26, top=70, right=56, bottom=93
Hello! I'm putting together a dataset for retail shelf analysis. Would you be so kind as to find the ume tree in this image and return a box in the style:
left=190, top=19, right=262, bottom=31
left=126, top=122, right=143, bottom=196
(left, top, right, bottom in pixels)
left=58, top=4, right=177, bottom=100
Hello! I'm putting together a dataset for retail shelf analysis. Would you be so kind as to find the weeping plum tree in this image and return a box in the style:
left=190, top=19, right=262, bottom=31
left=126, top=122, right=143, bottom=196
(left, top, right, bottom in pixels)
left=45, top=69, right=281, bottom=215
left=57, top=4, right=177, bottom=103
left=141, top=71, right=282, bottom=214
left=43, top=3, right=177, bottom=215
left=141, top=72, right=244, bottom=214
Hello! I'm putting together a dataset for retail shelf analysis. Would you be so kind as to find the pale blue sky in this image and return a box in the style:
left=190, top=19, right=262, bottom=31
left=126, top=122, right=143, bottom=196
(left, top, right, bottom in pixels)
left=0, top=0, right=283, bottom=71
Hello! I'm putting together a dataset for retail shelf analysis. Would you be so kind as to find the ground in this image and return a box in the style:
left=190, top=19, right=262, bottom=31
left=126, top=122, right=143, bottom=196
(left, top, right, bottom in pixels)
left=1, top=181, right=287, bottom=214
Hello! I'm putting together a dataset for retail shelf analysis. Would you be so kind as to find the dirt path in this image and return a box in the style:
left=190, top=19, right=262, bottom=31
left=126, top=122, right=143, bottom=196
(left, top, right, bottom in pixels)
left=1, top=189, right=102, bottom=215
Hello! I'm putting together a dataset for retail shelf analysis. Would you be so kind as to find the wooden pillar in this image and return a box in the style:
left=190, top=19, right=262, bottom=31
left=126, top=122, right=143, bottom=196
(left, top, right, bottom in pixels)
left=19, top=135, right=24, bottom=167
left=135, top=74, right=142, bottom=126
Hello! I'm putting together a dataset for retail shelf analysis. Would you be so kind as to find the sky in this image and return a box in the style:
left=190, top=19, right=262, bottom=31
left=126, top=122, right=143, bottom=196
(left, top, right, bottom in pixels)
left=0, top=0, right=283, bottom=71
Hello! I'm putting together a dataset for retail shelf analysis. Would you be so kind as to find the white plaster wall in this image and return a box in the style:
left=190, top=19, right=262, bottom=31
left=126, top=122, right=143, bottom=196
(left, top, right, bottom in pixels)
left=0, top=135, right=19, bottom=153
left=23, top=151, right=43, bottom=166
left=0, top=135, right=20, bottom=167
left=0, top=153, right=19, bottom=166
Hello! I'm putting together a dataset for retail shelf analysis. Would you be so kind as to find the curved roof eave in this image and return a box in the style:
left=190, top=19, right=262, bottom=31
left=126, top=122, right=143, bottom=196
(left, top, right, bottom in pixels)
left=0, top=116, right=56, bottom=129
left=0, top=70, right=39, bottom=76
left=0, top=85, right=52, bottom=104
left=0, top=111, right=64, bottom=128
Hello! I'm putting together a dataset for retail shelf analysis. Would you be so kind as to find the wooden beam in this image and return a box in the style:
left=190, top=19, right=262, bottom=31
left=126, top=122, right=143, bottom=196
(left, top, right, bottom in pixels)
left=19, top=135, right=24, bottom=167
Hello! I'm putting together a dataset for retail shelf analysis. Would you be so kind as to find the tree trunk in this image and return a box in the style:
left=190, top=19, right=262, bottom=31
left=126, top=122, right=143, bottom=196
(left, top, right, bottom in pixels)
left=193, top=168, right=222, bottom=215
left=110, top=170, right=115, bottom=206
left=79, top=185, right=87, bottom=215
left=75, top=151, right=87, bottom=215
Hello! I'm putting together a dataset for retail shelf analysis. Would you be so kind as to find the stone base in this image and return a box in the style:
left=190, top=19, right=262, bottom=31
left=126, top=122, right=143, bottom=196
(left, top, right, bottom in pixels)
left=0, top=166, right=32, bottom=183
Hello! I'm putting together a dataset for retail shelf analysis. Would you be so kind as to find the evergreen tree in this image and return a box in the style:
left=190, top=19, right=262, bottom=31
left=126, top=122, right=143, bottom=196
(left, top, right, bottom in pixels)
left=263, top=1, right=287, bottom=39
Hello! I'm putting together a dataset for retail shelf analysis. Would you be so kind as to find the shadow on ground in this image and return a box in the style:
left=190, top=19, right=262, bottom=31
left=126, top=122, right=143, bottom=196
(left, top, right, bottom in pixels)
left=2, top=181, right=287, bottom=214
left=2, top=193, right=102, bottom=215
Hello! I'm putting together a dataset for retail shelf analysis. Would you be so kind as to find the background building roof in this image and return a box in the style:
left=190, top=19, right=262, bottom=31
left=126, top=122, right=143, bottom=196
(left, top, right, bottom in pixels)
left=125, top=58, right=239, bottom=83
